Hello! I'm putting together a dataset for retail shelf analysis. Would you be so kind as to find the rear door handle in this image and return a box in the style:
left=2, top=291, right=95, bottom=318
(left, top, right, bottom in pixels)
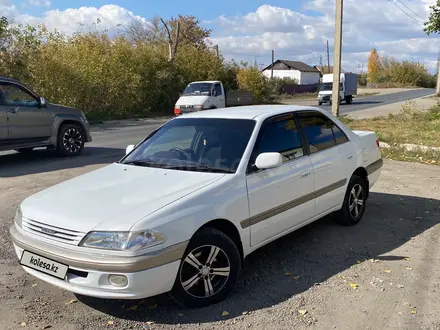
left=300, top=171, right=311, bottom=178
left=348, top=155, right=353, bottom=159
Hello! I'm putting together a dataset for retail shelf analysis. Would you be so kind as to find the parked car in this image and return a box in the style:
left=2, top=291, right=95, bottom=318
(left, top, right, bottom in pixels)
left=0, top=76, right=92, bottom=156
left=10, top=105, right=382, bottom=308
left=174, top=80, right=254, bottom=115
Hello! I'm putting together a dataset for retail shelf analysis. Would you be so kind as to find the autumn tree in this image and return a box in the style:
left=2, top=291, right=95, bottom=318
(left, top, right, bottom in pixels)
left=368, top=48, right=382, bottom=83
left=424, top=0, right=440, bottom=35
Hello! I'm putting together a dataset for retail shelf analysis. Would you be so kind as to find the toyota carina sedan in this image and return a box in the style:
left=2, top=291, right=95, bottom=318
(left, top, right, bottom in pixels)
left=10, top=105, right=383, bottom=308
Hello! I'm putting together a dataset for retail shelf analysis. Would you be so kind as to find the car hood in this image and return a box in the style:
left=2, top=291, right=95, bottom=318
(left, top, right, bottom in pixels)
left=176, top=95, right=209, bottom=106
left=20, top=163, right=225, bottom=233
left=48, top=102, right=80, bottom=114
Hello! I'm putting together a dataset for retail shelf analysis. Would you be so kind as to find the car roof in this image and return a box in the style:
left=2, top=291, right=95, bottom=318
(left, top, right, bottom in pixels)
left=188, top=80, right=220, bottom=84
left=177, top=105, right=326, bottom=121
left=0, top=76, right=21, bottom=84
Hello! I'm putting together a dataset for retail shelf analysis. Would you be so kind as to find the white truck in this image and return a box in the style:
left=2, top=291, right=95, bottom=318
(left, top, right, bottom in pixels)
left=174, top=80, right=254, bottom=115
left=318, top=73, right=358, bottom=106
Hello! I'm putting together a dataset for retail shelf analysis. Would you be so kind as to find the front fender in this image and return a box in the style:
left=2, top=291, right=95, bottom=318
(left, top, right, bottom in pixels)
left=51, top=115, right=92, bottom=145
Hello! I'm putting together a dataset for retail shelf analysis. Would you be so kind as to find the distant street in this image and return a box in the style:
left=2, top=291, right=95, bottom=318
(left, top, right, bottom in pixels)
left=320, top=88, right=436, bottom=114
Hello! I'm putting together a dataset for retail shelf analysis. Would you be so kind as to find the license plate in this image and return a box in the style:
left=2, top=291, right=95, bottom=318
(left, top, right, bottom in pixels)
left=20, top=251, right=68, bottom=279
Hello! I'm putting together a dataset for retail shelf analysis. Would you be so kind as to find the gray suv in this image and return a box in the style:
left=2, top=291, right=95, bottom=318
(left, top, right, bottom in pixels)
left=0, top=77, right=92, bottom=156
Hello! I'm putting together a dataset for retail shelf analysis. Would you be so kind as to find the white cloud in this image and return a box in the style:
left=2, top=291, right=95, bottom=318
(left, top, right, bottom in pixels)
left=11, top=4, right=149, bottom=35
left=28, top=0, right=51, bottom=8
left=0, top=0, right=18, bottom=18
left=209, top=1, right=440, bottom=73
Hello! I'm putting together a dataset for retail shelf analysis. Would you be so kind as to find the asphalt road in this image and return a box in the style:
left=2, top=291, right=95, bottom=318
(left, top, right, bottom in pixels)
left=320, top=88, right=436, bottom=114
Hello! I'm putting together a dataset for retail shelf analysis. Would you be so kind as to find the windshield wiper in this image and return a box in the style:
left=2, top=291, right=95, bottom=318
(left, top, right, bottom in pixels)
left=123, top=160, right=164, bottom=167
left=164, top=164, right=235, bottom=173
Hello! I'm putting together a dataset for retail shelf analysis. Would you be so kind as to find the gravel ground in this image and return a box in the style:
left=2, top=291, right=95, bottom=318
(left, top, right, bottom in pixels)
left=1, top=156, right=439, bottom=330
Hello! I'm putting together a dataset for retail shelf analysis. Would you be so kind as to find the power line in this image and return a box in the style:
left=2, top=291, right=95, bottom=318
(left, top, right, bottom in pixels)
left=394, top=0, right=425, bottom=21
left=390, top=0, right=424, bottom=22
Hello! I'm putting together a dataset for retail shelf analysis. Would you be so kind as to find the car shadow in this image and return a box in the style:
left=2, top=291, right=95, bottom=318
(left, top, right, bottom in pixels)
left=0, top=147, right=125, bottom=178
left=76, top=192, right=440, bottom=325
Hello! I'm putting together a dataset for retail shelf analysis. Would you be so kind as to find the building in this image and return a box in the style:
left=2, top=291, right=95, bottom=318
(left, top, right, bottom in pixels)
left=262, top=60, right=320, bottom=85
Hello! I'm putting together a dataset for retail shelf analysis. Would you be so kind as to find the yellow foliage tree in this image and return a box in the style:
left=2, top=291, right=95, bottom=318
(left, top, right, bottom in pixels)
left=368, top=48, right=381, bottom=83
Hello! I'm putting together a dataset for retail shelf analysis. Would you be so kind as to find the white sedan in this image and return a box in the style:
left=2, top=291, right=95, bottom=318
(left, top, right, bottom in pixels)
left=10, top=105, right=383, bottom=308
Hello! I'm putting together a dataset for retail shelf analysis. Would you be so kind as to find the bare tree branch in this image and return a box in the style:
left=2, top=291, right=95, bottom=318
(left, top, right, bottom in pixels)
left=172, top=20, right=180, bottom=61
left=160, top=17, right=174, bottom=62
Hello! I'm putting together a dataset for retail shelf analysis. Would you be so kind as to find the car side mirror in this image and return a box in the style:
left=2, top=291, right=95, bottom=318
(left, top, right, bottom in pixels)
left=126, top=144, right=135, bottom=155
left=39, top=97, right=47, bottom=108
left=255, top=152, right=283, bottom=170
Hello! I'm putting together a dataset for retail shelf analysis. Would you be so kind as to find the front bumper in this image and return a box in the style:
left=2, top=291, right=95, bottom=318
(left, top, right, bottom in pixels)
left=10, top=225, right=187, bottom=299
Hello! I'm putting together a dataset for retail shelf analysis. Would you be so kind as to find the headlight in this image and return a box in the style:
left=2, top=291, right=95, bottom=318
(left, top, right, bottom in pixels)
left=80, top=230, right=167, bottom=251
left=14, top=207, right=22, bottom=228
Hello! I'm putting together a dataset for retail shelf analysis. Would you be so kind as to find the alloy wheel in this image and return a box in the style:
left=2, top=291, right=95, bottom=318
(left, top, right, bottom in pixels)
left=179, top=245, right=231, bottom=299
left=62, top=127, right=83, bottom=153
left=349, top=183, right=364, bottom=219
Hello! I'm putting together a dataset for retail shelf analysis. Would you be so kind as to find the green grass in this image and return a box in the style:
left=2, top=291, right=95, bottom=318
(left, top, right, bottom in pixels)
left=340, top=103, right=440, bottom=165
left=341, top=103, right=440, bottom=148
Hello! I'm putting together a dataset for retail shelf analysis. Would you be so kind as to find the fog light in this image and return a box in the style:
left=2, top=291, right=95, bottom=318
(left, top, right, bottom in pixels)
left=108, top=275, right=128, bottom=287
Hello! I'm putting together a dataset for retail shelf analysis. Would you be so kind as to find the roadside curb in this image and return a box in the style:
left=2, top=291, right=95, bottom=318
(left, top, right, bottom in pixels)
left=91, top=116, right=171, bottom=129
left=379, top=141, right=440, bottom=153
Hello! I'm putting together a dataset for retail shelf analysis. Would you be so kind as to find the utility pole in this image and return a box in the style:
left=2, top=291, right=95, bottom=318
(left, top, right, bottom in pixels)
left=326, top=40, right=330, bottom=73
left=331, top=0, right=343, bottom=117
left=436, top=52, right=440, bottom=95
left=214, top=44, right=219, bottom=58
left=271, top=49, right=274, bottom=79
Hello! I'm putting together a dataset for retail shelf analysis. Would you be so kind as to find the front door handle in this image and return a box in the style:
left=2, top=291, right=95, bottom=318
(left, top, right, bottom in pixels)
left=8, top=108, right=18, bottom=114
left=300, top=171, right=311, bottom=178
left=347, top=155, right=353, bottom=159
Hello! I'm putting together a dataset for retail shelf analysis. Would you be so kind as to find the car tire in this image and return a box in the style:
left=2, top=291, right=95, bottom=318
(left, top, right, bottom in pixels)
left=15, top=147, right=34, bottom=153
left=335, top=175, right=367, bottom=226
left=56, top=123, right=85, bottom=157
left=171, top=227, right=242, bottom=308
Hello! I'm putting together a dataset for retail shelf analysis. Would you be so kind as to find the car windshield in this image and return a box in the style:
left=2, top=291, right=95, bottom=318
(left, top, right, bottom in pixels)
left=182, top=83, right=214, bottom=96
left=320, top=82, right=343, bottom=91
left=121, top=118, right=256, bottom=173
left=320, top=82, right=332, bottom=91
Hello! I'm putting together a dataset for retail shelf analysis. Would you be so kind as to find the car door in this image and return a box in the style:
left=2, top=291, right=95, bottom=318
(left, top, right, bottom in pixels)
left=297, top=111, right=351, bottom=216
left=212, top=83, right=225, bottom=108
left=0, top=100, right=7, bottom=140
left=1, top=82, right=53, bottom=140
left=244, top=113, right=315, bottom=247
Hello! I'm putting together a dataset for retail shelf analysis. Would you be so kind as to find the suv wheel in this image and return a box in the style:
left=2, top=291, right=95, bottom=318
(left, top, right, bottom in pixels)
left=171, top=227, right=241, bottom=308
left=57, top=123, right=85, bottom=156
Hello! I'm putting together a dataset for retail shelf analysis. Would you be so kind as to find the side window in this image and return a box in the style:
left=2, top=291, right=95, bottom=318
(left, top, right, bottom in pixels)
left=214, top=84, right=222, bottom=96
left=251, top=116, right=304, bottom=166
left=332, top=124, right=348, bottom=144
left=298, top=113, right=348, bottom=153
left=0, top=83, right=38, bottom=107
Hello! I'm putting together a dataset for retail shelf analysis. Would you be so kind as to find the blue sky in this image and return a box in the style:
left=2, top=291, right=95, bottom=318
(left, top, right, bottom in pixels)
left=19, top=0, right=319, bottom=21
left=5, top=0, right=440, bottom=72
